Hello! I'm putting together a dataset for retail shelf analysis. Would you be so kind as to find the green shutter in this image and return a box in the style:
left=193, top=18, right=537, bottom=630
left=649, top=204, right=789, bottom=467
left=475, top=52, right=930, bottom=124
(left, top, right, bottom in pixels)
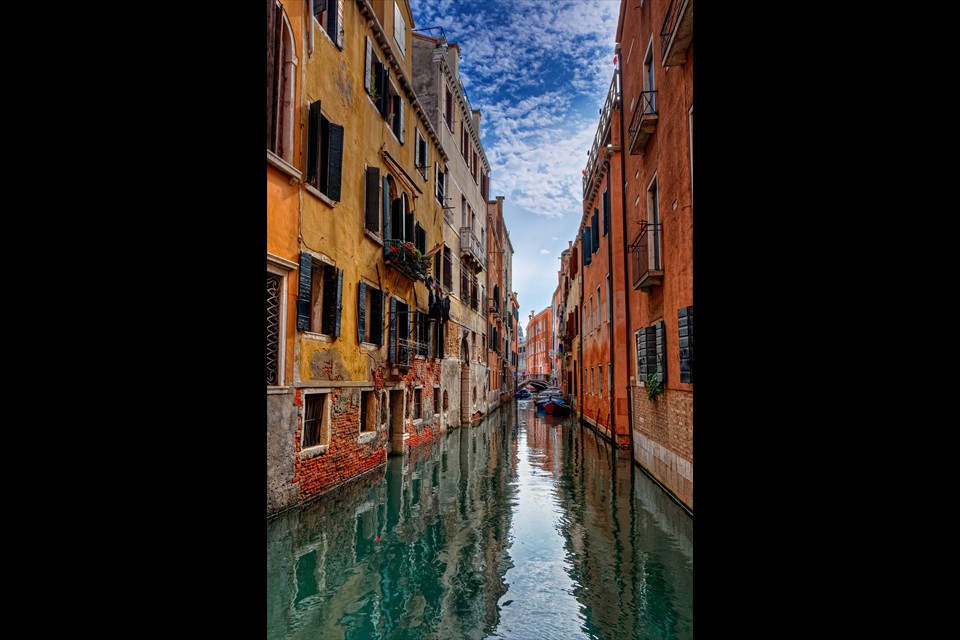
left=388, top=297, right=397, bottom=364
left=357, top=281, right=367, bottom=343
left=297, top=252, right=313, bottom=330
left=321, top=265, right=337, bottom=335
left=382, top=176, right=391, bottom=256
left=372, top=289, right=384, bottom=346
left=365, top=167, right=380, bottom=233
left=324, top=122, right=344, bottom=201
left=306, top=101, right=321, bottom=186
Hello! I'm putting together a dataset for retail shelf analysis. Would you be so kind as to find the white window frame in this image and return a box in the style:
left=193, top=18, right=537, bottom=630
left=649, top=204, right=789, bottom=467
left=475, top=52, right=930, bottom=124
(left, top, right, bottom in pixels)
left=267, top=254, right=297, bottom=389
left=299, top=389, right=332, bottom=457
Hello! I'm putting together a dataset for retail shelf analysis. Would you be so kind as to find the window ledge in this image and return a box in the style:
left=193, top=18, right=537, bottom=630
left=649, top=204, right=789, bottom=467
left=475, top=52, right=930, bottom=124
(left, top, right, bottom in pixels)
left=358, top=431, right=377, bottom=444
left=299, top=444, right=329, bottom=460
left=267, top=150, right=302, bottom=181
left=305, top=184, right=336, bottom=207
left=364, top=230, right=384, bottom=246
left=302, top=331, right=333, bottom=343
left=360, top=342, right=381, bottom=351
left=267, top=386, right=293, bottom=395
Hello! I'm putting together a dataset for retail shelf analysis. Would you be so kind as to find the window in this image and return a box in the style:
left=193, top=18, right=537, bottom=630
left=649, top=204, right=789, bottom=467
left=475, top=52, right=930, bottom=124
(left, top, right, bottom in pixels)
left=445, top=86, right=454, bottom=132
left=592, top=209, right=600, bottom=253
left=267, top=270, right=284, bottom=386
left=608, top=362, right=613, bottom=396
left=393, top=2, right=406, bottom=58
left=599, top=366, right=603, bottom=396
left=267, top=1, right=297, bottom=162
left=365, top=166, right=381, bottom=234
left=314, top=0, right=344, bottom=48
left=597, top=286, right=602, bottom=325
left=306, top=101, right=344, bottom=201
left=473, top=152, right=479, bottom=184
left=297, top=253, right=343, bottom=337
left=588, top=297, right=592, bottom=333
left=582, top=227, right=592, bottom=266
left=389, top=298, right=411, bottom=367
left=434, top=386, right=440, bottom=415
left=415, top=130, right=428, bottom=178
left=413, top=387, right=421, bottom=419
left=602, top=186, right=610, bottom=235
left=442, top=246, right=454, bottom=290
left=382, top=82, right=405, bottom=142
left=359, top=390, right=376, bottom=433
left=365, top=38, right=382, bottom=102
left=436, top=163, right=446, bottom=205
left=357, top=281, right=384, bottom=345
left=647, top=177, right=661, bottom=269
left=643, top=39, right=656, bottom=111
left=413, top=309, right=430, bottom=357
left=415, top=222, right=426, bottom=255
left=303, top=392, right=331, bottom=448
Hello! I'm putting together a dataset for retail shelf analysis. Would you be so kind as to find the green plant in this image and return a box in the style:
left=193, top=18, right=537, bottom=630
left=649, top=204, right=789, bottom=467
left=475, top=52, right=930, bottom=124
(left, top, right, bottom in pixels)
left=646, top=371, right=663, bottom=400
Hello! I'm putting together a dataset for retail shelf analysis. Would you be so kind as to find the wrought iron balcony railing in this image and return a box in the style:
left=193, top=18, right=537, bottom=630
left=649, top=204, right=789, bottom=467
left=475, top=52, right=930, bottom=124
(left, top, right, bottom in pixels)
left=627, top=90, right=658, bottom=154
left=660, top=0, right=693, bottom=67
left=630, top=222, right=663, bottom=290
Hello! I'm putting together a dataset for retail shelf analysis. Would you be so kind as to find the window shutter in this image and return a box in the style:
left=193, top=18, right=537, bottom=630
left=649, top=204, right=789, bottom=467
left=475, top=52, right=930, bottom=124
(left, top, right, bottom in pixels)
left=398, top=97, right=405, bottom=143
left=365, top=39, right=372, bottom=93
left=382, top=176, right=391, bottom=253
left=414, top=130, right=420, bottom=168
left=297, top=252, right=313, bottom=330
left=324, top=122, right=344, bottom=201
left=443, top=247, right=452, bottom=289
left=306, top=101, right=321, bottom=185
left=655, top=320, right=666, bottom=383
left=372, top=289, right=384, bottom=345
left=321, top=265, right=337, bottom=335
left=365, top=166, right=380, bottom=233
left=405, top=210, right=414, bottom=244
left=335, top=0, right=344, bottom=48
left=592, top=210, right=600, bottom=252
left=388, top=297, right=397, bottom=365
left=315, top=0, right=327, bottom=14
left=583, top=229, right=592, bottom=265
left=266, top=0, right=277, bottom=149
left=602, top=188, right=610, bottom=235
left=678, top=306, right=693, bottom=383
left=379, top=68, right=390, bottom=115
left=357, top=281, right=367, bottom=343
left=334, top=268, right=343, bottom=337
left=326, top=0, right=338, bottom=43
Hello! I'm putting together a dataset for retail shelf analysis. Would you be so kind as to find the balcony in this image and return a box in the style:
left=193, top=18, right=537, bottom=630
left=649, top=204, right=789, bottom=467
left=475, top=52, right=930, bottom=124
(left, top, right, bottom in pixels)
left=488, top=296, right=500, bottom=317
left=660, top=0, right=693, bottom=67
left=630, top=222, right=663, bottom=290
left=582, top=74, right=621, bottom=202
left=460, top=226, right=486, bottom=271
left=385, top=239, right=431, bottom=281
left=627, top=91, right=658, bottom=155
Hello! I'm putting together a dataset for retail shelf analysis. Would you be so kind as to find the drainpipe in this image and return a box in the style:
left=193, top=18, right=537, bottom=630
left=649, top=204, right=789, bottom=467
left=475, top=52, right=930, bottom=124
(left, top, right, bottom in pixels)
left=615, top=44, right=635, bottom=457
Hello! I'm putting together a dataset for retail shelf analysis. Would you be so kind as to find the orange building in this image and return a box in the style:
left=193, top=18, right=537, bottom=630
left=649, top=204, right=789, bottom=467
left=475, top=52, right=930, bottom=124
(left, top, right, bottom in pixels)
left=525, top=308, right=552, bottom=382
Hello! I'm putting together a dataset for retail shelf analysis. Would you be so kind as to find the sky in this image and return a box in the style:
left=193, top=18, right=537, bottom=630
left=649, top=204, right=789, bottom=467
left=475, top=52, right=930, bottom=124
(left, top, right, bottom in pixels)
left=408, top=0, right=622, bottom=324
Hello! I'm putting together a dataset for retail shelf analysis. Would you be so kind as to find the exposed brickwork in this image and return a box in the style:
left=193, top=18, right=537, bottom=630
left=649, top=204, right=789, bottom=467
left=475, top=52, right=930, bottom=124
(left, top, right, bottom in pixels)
left=631, top=387, right=692, bottom=509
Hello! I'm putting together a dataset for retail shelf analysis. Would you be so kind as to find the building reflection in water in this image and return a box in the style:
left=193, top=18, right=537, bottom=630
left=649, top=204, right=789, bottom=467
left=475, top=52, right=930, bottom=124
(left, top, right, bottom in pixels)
left=268, top=400, right=692, bottom=640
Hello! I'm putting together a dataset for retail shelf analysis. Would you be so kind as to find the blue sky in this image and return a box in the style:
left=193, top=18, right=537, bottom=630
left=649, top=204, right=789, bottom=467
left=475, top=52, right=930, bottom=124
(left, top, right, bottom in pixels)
left=408, top=0, right=622, bottom=322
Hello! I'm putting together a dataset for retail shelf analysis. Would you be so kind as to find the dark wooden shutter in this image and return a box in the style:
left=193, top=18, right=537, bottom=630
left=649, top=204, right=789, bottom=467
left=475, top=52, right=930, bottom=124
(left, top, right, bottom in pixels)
left=655, top=320, right=666, bottom=383
left=388, top=297, right=397, bottom=364
left=306, top=101, right=322, bottom=186
left=357, top=281, right=367, bottom=343
left=678, top=306, right=693, bottom=383
left=323, top=122, right=344, bottom=201
left=297, top=252, right=313, bottom=330
left=590, top=207, right=600, bottom=253
left=382, top=176, right=391, bottom=256
left=415, top=311, right=423, bottom=356
left=365, top=167, right=380, bottom=233
left=325, top=0, right=338, bottom=43
left=379, top=67, right=390, bottom=116
left=415, top=222, right=425, bottom=254
left=443, top=247, right=452, bottom=289
left=267, top=0, right=277, bottom=149
left=398, top=96, right=405, bottom=143
left=321, top=265, right=337, bottom=335
left=392, top=199, right=403, bottom=243
left=583, top=229, right=592, bottom=265
left=602, top=188, right=610, bottom=235
left=334, top=0, right=344, bottom=47
left=334, top=268, right=343, bottom=337
left=372, top=289, right=384, bottom=345
left=405, top=209, right=414, bottom=244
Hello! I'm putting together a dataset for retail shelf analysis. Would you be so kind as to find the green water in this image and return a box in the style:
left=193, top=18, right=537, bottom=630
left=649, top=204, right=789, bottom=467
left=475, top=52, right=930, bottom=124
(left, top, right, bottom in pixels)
left=267, top=399, right=693, bottom=639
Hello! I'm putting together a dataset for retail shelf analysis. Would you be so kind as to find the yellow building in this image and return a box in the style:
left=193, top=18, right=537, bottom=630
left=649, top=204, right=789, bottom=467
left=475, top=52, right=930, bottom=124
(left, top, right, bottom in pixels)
left=279, top=0, right=450, bottom=507
left=267, top=0, right=304, bottom=516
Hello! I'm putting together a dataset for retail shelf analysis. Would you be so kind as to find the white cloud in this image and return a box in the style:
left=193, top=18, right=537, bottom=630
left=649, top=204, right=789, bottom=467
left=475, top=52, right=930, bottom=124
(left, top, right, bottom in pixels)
left=540, top=249, right=550, bottom=255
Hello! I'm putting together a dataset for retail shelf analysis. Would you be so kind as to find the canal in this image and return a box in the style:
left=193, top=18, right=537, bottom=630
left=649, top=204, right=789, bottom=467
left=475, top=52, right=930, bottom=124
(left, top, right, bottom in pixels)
left=267, top=399, right=693, bottom=639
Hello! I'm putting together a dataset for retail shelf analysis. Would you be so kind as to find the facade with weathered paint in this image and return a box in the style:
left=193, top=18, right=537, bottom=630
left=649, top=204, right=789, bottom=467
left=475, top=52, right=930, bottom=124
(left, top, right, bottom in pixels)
left=267, top=0, right=305, bottom=516
left=620, top=0, right=694, bottom=509
left=410, top=31, right=492, bottom=424
left=267, top=0, right=459, bottom=517
left=485, top=195, right=512, bottom=411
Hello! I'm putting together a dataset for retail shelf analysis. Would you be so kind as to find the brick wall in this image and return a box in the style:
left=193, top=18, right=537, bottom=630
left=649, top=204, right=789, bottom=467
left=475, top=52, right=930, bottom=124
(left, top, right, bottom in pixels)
left=631, top=387, right=692, bottom=509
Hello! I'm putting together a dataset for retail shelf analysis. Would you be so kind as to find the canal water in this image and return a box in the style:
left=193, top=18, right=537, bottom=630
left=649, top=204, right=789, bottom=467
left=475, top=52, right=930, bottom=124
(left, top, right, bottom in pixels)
left=267, top=399, right=693, bottom=639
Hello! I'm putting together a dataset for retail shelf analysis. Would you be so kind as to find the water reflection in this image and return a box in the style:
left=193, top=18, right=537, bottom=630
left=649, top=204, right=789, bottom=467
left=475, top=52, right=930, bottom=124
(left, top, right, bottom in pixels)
left=267, top=400, right=692, bottom=640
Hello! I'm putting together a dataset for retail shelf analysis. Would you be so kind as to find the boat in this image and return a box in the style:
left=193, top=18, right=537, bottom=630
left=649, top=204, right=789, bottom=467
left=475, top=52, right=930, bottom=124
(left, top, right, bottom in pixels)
left=542, top=399, right=571, bottom=416
left=516, top=388, right=531, bottom=399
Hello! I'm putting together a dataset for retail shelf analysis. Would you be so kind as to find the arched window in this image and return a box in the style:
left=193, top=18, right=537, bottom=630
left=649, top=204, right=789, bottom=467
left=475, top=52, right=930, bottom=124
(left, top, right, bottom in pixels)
left=267, top=0, right=297, bottom=163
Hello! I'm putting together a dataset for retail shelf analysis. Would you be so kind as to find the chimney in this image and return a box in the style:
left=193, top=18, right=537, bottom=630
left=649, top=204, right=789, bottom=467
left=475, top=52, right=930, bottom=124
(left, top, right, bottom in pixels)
left=448, top=42, right=460, bottom=79
left=472, top=109, right=481, bottom=138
